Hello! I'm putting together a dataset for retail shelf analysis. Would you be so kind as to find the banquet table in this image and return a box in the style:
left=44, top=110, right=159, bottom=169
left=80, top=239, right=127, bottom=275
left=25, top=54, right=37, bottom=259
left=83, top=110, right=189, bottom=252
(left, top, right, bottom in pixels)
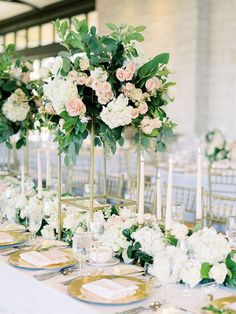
left=0, top=252, right=234, bottom=314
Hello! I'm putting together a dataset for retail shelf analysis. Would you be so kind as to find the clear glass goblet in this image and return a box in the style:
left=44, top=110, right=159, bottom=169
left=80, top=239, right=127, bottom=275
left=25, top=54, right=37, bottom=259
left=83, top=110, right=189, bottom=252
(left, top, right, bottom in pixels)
left=27, top=210, right=42, bottom=239
left=226, top=216, right=236, bottom=248
left=72, top=229, right=93, bottom=273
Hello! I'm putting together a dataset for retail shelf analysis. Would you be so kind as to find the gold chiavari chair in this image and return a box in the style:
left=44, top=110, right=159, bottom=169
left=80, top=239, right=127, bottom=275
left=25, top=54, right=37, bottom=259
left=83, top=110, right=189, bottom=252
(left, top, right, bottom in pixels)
left=96, top=171, right=125, bottom=198
left=71, top=169, right=90, bottom=195
left=162, top=183, right=197, bottom=224
left=208, top=165, right=236, bottom=196
left=203, top=190, right=236, bottom=228
left=126, top=176, right=156, bottom=213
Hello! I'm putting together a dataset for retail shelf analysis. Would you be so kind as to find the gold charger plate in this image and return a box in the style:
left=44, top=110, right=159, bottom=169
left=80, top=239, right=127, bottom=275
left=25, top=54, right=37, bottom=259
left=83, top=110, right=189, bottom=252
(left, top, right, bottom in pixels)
left=8, top=248, right=78, bottom=270
left=68, top=275, right=153, bottom=305
left=203, top=296, right=236, bottom=313
left=0, top=231, right=28, bottom=247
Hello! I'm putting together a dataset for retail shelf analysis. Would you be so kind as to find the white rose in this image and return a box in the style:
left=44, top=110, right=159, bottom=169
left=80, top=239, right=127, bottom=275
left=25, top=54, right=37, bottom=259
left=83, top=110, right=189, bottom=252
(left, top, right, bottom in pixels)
left=209, top=263, right=228, bottom=284
left=180, top=259, right=201, bottom=288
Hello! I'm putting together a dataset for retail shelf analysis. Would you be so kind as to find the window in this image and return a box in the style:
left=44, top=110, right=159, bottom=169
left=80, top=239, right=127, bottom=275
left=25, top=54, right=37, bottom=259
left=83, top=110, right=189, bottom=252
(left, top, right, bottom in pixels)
left=28, top=26, right=40, bottom=48
left=16, top=29, right=27, bottom=50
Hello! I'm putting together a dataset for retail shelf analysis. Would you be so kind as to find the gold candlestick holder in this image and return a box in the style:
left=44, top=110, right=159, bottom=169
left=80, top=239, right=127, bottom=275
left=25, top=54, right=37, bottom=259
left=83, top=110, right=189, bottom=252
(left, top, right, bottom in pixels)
left=57, top=118, right=138, bottom=239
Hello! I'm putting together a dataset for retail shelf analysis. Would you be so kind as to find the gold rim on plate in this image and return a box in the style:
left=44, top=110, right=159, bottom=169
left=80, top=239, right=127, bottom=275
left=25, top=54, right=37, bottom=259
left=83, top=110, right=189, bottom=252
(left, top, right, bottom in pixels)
left=68, top=275, right=153, bottom=305
left=8, top=248, right=78, bottom=270
left=203, top=296, right=236, bottom=313
left=0, top=231, right=28, bottom=247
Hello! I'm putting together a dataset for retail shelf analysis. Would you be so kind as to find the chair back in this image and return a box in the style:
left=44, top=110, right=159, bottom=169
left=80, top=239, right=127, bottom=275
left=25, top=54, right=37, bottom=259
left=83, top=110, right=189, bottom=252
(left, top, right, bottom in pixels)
left=208, top=166, right=236, bottom=196
left=203, top=190, right=236, bottom=228
left=162, top=183, right=198, bottom=223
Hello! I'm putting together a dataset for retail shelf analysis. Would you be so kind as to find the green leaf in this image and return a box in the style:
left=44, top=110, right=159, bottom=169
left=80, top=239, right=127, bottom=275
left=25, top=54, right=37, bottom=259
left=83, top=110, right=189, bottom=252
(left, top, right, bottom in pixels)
left=129, top=32, right=144, bottom=42
left=68, top=141, right=76, bottom=164
left=201, top=262, right=212, bottom=279
left=60, top=20, right=69, bottom=37
left=62, top=57, right=71, bottom=73
left=106, top=23, right=117, bottom=31
left=3, top=80, right=17, bottom=92
left=6, top=142, right=13, bottom=149
left=156, top=141, right=166, bottom=152
left=137, top=53, right=169, bottom=80
left=135, top=25, right=146, bottom=32
left=64, top=155, right=70, bottom=166
left=58, top=51, right=71, bottom=58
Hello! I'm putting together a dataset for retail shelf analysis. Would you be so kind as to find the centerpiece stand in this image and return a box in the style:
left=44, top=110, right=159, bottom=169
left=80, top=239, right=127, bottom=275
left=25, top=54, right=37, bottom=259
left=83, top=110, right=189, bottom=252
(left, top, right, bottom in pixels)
left=57, top=119, right=138, bottom=240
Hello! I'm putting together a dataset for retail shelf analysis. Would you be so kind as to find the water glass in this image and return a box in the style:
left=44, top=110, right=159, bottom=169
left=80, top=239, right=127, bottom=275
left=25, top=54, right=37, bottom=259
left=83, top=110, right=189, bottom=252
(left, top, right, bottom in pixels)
left=226, top=216, right=236, bottom=248
left=27, top=210, right=42, bottom=239
left=72, top=229, right=93, bottom=272
left=88, top=221, right=105, bottom=267
left=172, top=204, right=184, bottom=222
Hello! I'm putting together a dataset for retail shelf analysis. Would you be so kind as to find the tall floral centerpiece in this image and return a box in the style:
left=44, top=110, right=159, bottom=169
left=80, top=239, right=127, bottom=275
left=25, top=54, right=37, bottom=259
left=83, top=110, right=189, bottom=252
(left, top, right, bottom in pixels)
left=0, top=44, right=40, bottom=150
left=42, top=19, right=176, bottom=163
left=205, top=129, right=230, bottom=164
left=41, top=18, right=176, bottom=236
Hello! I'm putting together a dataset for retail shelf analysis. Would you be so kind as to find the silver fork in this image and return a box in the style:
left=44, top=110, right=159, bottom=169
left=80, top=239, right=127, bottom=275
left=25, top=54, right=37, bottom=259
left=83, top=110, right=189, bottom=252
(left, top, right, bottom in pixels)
left=115, top=301, right=162, bottom=314
left=34, top=265, right=80, bottom=281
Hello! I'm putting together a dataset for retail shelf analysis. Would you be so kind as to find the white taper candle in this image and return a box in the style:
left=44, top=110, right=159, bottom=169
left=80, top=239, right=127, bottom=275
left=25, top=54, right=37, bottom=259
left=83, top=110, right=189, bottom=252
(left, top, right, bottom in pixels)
left=46, top=147, right=51, bottom=188
left=21, top=165, right=25, bottom=195
left=138, top=152, right=144, bottom=225
left=37, top=149, right=42, bottom=198
left=165, top=158, right=173, bottom=230
left=156, top=171, right=162, bottom=220
left=196, top=148, right=202, bottom=221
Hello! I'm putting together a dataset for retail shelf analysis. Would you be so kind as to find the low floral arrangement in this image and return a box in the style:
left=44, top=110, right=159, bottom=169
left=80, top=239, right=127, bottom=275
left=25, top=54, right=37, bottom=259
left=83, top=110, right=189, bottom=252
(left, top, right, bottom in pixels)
left=3, top=179, right=236, bottom=288
left=40, top=18, right=176, bottom=164
left=0, top=44, right=41, bottom=149
left=205, top=129, right=230, bottom=164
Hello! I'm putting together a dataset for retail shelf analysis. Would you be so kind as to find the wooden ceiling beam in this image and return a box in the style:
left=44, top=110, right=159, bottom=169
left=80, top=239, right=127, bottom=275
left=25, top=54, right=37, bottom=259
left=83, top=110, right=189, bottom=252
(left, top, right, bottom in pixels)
left=0, top=0, right=95, bottom=34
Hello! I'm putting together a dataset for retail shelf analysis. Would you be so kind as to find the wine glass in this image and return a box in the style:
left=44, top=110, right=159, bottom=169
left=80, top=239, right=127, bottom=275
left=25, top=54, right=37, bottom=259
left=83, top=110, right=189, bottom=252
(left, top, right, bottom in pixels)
left=72, top=229, right=93, bottom=272
left=27, top=210, right=42, bottom=239
left=226, top=216, right=236, bottom=248
left=172, top=203, right=184, bottom=222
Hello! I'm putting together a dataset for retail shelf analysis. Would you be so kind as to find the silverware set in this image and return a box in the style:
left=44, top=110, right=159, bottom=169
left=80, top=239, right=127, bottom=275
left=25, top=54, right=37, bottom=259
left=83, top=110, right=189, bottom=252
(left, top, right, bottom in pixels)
left=34, top=265, right=81, bottom=281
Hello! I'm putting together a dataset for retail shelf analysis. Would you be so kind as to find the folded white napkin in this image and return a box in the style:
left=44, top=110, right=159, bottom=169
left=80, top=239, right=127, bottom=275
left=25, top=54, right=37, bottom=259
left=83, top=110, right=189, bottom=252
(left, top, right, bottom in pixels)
left=20, top=250, right=68, bottom=267
left=82, top=278, right=138, bottom=301
left=0, top=232, right=14, bottom=243
left=227, top=302, right=236, bottom=311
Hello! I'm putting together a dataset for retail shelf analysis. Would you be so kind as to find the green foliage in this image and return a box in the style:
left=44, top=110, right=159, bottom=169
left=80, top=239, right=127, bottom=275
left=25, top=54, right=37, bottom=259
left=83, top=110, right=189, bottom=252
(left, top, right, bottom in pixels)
left=202, top=305, right=233, bottom=314
left=225, top=254, right=236, bottom=288
left=201, top=262, right=212, bottom=279
left=0, top=44, right=40, bottom=150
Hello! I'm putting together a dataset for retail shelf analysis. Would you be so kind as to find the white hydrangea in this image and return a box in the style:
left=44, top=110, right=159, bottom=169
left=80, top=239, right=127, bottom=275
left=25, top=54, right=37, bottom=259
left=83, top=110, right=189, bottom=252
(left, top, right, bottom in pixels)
left=2, top=95, right=30, bottom=122
left=187, top=227, right=230, bottom=265
left=132, top=225, right=165, bottom=257
left=100, top=94, right=133, bottom=129
left=102, top=216, right=130, bottom=253
left=170, top=222, right=188, bottom=240
left=150, top=246, right=187, bottom=284
left=90, top=67, right=108, bottom=82
left=43, top=77, right=78, bottom=114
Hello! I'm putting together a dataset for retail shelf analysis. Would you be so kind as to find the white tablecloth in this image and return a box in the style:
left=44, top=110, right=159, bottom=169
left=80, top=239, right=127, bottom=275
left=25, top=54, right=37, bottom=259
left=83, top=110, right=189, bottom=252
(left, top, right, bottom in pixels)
left=0, top=253, right=235, bottom=314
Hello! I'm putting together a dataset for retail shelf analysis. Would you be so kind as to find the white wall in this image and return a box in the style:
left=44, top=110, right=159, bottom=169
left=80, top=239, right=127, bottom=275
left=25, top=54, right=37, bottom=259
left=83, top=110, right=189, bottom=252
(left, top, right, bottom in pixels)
left=208, top=0, right=236, bottom=140
left=96, top=0, right=236, bottom=139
